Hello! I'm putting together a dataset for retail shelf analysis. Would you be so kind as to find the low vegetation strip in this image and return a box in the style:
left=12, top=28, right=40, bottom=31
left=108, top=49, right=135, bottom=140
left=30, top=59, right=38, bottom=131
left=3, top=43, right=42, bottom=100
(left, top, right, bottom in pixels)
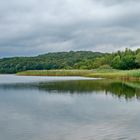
left=17, top=70, right=93, bottom=76
left=87, top=69, right=140, bottom=80
left=17, top=69, right=140, bottom=80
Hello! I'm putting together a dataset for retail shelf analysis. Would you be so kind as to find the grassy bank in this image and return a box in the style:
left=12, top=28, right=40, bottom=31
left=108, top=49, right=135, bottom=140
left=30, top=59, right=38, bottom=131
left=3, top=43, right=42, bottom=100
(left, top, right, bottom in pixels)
left=17, top=69, right=140, bottom=80
left=17, top=70, right=93, bottom=76
left=87, top=69, right=140, bottom=80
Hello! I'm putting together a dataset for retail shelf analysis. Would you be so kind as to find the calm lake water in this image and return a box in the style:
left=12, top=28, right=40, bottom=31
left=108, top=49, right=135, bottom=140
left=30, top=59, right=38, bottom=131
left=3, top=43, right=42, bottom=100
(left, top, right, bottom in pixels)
left=0, top=75, right=140, bottom=140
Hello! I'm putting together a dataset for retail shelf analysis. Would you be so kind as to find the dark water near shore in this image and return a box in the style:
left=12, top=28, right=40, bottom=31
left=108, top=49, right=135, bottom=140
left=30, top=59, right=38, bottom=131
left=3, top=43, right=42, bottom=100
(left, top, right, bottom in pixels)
left=0, top=75, right=140, bottom=140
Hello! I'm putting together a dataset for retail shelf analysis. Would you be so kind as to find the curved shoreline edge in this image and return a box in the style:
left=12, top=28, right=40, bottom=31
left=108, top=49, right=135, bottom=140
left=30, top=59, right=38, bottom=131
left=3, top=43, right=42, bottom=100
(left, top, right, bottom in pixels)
left=16, top=69, right=140, bottom=81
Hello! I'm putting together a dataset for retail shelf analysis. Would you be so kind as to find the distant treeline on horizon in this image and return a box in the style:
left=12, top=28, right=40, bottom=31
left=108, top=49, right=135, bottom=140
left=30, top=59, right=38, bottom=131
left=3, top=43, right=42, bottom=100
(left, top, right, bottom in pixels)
left=0, top=49, right=140, bottom=73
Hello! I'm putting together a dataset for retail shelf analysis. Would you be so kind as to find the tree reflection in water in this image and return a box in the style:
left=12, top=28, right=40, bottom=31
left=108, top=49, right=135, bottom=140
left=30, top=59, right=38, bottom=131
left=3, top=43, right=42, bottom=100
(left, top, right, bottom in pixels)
left=0, top=79, right=140, bottom=101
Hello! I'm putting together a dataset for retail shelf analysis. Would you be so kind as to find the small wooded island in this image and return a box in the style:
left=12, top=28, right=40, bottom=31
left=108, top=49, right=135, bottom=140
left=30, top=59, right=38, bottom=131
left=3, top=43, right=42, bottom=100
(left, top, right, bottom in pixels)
left=1, top=48, right=140, bottom=80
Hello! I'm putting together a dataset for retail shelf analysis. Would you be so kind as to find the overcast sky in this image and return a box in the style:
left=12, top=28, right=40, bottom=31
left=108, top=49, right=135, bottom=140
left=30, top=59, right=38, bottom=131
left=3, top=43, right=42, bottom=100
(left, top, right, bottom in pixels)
left=0, top=0, right=140, bottom=57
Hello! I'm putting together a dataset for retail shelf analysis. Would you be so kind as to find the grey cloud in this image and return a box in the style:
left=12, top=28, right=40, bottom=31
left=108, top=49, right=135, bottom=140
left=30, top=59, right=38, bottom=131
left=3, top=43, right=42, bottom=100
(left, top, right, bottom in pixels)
left=0, top=0, right=140, bottom=57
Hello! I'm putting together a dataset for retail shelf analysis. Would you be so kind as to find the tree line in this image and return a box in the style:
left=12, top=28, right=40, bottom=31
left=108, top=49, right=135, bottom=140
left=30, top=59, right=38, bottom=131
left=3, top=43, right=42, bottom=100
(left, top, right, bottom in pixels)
left=0, top=49, right=140, bottom=73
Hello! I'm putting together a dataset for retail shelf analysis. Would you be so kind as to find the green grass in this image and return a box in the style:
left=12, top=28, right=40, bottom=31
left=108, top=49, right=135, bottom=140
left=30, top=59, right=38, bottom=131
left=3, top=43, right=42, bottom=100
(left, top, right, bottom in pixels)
left=17, top=69, right=140, bottom=81
left=87, top=69, right=140, bottom=80
left=17, top=70, right=93, bottom=76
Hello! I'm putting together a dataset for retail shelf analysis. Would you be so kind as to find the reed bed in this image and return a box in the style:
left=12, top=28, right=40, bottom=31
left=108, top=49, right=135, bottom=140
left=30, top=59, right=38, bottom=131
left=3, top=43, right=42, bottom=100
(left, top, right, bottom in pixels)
left=17, top=69, right=140, bottom=81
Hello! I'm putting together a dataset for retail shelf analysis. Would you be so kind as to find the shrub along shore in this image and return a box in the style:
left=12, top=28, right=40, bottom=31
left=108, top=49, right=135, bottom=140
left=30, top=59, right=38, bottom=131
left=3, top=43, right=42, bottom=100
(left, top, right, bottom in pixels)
left=17, top=69, right=140, bottom=81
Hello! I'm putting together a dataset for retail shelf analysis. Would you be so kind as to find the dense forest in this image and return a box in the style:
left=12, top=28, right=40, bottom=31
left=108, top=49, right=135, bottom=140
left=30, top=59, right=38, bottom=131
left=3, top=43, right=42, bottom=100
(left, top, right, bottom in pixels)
left=0, top=49, right=140, bottom=73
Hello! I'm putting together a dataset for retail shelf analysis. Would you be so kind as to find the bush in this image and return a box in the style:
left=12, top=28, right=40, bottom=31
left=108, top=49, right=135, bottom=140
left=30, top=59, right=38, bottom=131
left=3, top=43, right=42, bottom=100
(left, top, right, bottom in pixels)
left=98, top=64, right=112, bottom=69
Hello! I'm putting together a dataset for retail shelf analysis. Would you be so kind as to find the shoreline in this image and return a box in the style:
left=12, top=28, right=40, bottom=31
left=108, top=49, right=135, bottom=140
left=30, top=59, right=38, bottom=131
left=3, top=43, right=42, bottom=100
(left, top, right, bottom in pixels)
left=16, top=69, right=140, bottom=81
